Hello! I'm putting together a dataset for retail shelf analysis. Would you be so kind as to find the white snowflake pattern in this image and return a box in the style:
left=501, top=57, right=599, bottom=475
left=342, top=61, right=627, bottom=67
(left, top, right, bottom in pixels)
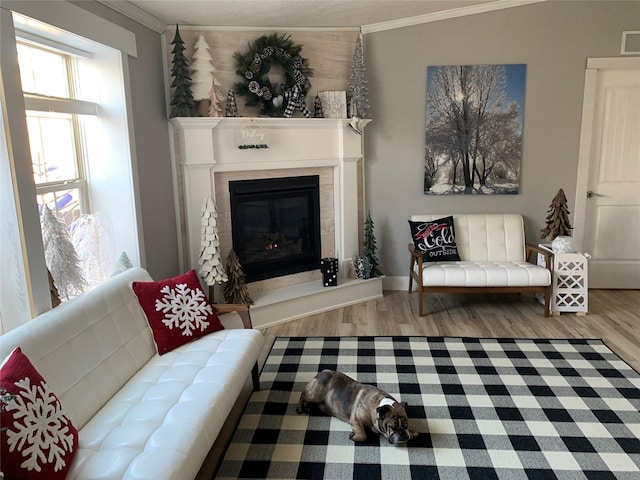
left=154, top=282, right=212, bottom=336
left=6, top=377, right=75, bottom=472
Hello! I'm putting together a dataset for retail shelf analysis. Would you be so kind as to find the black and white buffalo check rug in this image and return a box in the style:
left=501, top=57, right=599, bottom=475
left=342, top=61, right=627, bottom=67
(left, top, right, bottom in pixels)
left=216, top=336, right=640, bottom=479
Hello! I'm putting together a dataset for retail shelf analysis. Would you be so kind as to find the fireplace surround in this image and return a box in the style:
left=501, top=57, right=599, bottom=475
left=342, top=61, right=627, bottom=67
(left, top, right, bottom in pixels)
left=170, top=117, right=382, bottom=327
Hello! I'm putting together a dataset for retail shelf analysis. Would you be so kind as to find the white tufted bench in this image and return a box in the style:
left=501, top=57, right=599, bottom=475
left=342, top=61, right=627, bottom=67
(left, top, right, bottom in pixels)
left=0, top=267, right=263, bottom=479
left=408, top=214, right=552, bottom=316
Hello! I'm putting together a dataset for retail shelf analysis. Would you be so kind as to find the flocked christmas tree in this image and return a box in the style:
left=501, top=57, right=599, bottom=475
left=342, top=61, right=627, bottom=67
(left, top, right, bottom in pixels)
left=314, top=94, right=324, bottom=118
left=191, top=35, right=216, bottom=116
left=169, top=25, right=196, bottom=118
left=208, top=76, right=224, bottom=117
left=223, top=248, right=253, bottom=304
left=540, top=188, right=573, bottom=242
left=69, top=212, right=112, bottom=288
left=225, top=90, right=239, bottom=117
left=41, top=205, right=86, bottom=299
left=198, top=196, right=228, bottom=300
left=348, top=34, right=370, bottom=119
left=363, top=211, right=382, bottom=277
left=112, top=251, right=133, bottom=276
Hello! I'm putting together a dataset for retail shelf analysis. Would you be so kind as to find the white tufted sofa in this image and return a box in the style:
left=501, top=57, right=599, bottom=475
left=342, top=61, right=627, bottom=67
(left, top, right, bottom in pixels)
left=408, top=214, right=552, bottom=316
left=0, top=267, right=264, bottom=479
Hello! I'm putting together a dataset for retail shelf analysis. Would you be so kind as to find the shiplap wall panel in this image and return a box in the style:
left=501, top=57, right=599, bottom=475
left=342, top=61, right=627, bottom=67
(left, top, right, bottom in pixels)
left=165, top=29, right=359, bottom=117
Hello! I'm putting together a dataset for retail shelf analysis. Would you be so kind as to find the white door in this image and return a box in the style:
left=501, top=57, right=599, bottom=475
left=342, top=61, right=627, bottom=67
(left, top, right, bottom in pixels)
left=575, top=60, right=640, bottom=289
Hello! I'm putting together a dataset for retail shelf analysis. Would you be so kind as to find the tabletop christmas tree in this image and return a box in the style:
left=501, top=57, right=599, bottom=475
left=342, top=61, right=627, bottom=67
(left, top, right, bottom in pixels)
left=198, top=196, right=228, bottom=300
left=225, top=90, right=239, bottom=117
left=223, top=248, right=253, bottom=304
left=348, top=34, right=370, bottom=119
left=169, top=25, right=196, bottom=117
left=41, top=205, right=86, bottom=299
left=208, top=75, right=224, bottom=117
left=363, top=211, right=382, bottom=277
left=112, top=251, right=133, bottom=276
left=191, top=35, right=220, bottom=117
left=69, top=212, right=111, bottom=288
left=313, top=94, right=324, bottom=118
left=540, top=188, right=573, bottom=242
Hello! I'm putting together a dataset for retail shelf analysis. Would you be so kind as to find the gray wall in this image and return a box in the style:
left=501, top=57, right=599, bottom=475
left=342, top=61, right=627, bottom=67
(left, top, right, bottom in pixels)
left=65, top=1, right=640, bottom=282
left=364, top=0, right=639, bottom=278
left=72, top=1, right=179, bottom=281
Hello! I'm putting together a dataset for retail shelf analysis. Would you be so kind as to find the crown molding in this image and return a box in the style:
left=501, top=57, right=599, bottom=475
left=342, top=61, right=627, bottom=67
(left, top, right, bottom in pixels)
left=97, top=0, right=166, bottom=33
left=361, top=0, right=547, bottom=34
left=98, top=0, right=546, bottom=35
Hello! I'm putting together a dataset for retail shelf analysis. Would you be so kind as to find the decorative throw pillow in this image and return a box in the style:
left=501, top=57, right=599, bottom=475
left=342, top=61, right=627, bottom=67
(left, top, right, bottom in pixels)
left=0, top=347, right=78, bottom=479
left=132, top=269, right=224, bottom=355
left=408, top=216, right=461, bottom=262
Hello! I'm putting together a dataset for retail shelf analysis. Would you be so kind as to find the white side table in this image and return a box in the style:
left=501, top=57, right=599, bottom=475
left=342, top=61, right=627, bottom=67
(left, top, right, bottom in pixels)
left=538, top=245, right=588, bottom=316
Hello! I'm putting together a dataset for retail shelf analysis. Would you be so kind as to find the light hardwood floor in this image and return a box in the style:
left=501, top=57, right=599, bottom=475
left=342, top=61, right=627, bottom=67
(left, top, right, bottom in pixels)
left=262, top=289, right=640, bottom=371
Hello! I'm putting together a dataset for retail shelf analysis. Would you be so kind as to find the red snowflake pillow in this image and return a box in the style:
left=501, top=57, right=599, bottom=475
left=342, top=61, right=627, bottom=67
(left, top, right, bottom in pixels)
left=0, top=347, right=78, bottom=479
left=132, top=269, right=224, bottom=355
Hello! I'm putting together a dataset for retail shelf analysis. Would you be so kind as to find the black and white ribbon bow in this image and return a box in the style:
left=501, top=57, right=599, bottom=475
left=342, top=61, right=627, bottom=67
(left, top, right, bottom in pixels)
left=283, top=84, right=311, bottom=118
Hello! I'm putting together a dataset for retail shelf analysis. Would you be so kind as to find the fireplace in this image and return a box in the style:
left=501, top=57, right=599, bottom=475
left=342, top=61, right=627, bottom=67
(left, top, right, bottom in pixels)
left=170, top=117, right=382, bottom=328
left=229, top=175, right=321, bottom=283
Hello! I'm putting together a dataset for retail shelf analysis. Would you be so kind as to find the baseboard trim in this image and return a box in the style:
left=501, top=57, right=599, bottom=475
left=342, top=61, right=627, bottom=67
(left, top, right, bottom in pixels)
left=382, top=275, right=410, bottom=291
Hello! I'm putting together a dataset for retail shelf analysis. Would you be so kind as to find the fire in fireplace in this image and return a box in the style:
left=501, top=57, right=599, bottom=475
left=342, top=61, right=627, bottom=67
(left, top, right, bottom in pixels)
left=229, top=175, right=321, bottom=283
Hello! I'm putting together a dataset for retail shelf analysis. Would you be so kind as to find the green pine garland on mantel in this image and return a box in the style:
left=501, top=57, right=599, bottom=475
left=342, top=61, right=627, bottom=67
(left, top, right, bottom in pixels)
left=233, top=33, right=312, bottom=117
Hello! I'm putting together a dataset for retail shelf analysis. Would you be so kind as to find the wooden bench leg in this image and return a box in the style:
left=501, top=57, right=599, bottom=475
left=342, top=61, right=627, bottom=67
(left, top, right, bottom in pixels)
left=408, top=256, right=416, bottom=293
left=251, top=363, right=260, bottom=391
left=418, top=284, right=424, bottom=316
left=543, top=286, right=551, bottom=317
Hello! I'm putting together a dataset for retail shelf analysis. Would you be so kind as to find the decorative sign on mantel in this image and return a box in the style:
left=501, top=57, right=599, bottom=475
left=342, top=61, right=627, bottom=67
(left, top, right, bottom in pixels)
left=235, top=124, right=270, bottom=149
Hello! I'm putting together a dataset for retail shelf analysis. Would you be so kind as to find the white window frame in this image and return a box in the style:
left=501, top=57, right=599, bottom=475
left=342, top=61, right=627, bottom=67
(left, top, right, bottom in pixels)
left=19, top=40, right=93, bottom=226
left=1, top=2, right=142, bottom=327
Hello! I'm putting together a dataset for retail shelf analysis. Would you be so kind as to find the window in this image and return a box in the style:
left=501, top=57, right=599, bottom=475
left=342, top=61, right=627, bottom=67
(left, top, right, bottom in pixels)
left=1, top=5, right=140, bottom=331
left=17, top=41, right=90, bottom=229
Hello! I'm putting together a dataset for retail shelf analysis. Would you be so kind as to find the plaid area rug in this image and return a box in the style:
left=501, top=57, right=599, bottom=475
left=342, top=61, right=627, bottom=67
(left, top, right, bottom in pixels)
left=216, top=336, right=640, bottom=479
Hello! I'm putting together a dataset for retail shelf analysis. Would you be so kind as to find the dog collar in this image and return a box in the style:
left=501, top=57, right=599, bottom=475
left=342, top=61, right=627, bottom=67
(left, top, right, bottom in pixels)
left=378, top=397, right=396, bottom=408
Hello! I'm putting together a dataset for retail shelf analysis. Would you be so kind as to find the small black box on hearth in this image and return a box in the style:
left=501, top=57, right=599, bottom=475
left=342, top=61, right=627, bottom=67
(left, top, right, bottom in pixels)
left=320, top=257, right=338, bottom=287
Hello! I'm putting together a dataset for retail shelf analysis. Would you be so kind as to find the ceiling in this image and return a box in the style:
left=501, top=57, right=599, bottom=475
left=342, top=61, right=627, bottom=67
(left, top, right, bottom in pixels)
left=102, top=0, right=545, bottom=33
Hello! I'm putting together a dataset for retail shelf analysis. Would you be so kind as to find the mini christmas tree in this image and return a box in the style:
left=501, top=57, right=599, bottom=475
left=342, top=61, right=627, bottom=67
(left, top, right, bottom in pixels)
left=41, top=205, right=86, bottom=299
left=353, top=254, right=371, bottom=279
left=363, top=211, right=382, bottom=277
left=225, top=90, right=239, bottom=117
left=69, top=213, right=111, bottom=288
left=208, top=76, right=224, bottom=117
left=223, top=248, right=253, bottom=304
left=198, top=196, right=228, bottom=300
left=541, top=188, right=573, bottom=242
left=314, top=94, right=324, bottom=118
left=112, top=251, right=133, bottom=276
left=191, top=35, right=216, bottom=116
left=348, top=34, right=370, bottom=119
left=169, top=25, right=196, bottom=118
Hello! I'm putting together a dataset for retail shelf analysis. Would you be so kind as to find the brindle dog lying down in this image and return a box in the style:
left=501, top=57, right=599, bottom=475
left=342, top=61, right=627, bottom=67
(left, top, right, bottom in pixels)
left=296, top=369, right=418, bottom=445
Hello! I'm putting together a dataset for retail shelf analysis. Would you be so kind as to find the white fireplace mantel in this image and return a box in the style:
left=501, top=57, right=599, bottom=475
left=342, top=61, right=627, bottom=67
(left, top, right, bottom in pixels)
left=169, top=117, right=382, bottom=328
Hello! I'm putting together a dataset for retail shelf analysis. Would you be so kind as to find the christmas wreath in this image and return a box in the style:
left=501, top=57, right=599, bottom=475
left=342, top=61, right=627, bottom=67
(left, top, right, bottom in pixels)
left=233, top=33, right=312, bottom=117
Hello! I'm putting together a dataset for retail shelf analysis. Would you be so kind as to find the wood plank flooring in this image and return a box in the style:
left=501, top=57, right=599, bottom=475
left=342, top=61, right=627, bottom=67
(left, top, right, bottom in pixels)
left=262, top=289, right=640, bottom=371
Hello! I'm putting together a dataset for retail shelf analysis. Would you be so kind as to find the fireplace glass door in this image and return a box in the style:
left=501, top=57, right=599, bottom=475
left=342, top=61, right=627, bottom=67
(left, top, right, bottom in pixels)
left=229, top=175, right=321, bottom=283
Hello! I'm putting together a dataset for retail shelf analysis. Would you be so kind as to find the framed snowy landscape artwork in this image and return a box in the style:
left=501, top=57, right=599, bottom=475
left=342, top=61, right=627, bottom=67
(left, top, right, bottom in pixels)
left=424, top=64, right=526, bottom=195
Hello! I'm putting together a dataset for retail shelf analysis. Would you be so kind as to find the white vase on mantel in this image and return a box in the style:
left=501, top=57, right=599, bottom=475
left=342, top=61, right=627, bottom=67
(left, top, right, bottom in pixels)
left=551, top=235, right=574, bottom=253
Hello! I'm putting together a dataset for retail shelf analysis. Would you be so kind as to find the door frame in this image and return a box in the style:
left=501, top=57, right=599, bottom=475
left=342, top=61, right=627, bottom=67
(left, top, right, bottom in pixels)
left=573, top=56, right=640, bottom=252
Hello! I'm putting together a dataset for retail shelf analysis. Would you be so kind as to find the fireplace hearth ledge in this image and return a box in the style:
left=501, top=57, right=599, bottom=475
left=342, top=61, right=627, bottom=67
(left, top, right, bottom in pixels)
left=246, top=276, right=384, bottom=329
